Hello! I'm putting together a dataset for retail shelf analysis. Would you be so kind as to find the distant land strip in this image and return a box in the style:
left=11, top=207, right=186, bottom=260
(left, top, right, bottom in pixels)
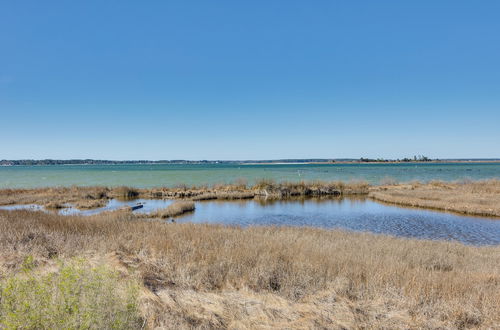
left=1, top=157, right=500, bottom=166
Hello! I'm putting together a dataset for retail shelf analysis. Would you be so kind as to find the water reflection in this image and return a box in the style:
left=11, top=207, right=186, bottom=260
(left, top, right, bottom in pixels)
left=59, top=199, right=175, bottom=216
left=1, top=197, right=499, bottom=245
left=176, top=198, right=500, bottom=246
left=252, top=195, right=366, bottom=206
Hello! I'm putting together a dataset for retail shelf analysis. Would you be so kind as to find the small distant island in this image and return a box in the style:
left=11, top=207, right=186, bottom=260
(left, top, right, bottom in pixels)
left=1, top=156, right=499, bottom=166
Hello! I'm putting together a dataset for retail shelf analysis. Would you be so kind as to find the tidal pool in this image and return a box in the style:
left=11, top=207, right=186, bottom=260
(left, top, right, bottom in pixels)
left=2, top=197, right=499, bottom=246
left=177, top=198, right=500, bottom=245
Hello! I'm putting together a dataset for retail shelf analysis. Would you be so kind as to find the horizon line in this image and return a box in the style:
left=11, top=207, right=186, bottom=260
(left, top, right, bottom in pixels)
left=2, top=158, right=500, bottom=163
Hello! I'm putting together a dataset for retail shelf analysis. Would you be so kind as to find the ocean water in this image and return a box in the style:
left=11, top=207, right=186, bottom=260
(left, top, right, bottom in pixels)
left=0, top=162, right=499, bottom=188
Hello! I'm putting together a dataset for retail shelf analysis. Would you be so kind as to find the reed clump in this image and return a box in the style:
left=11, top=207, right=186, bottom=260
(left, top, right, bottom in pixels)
left=44, top=201, right=66, bottom=209
left=144, top=201, right=196, bottom=218
left=370, top=179, right=500, bottom=217
left=112, top=186, right=140, bottom=199
left=253, top=179, right=369, bottom=197
left=0, top=181, right=369, bottom=210
left=74, top=199, right=108, bottom=210
left=0, top=209, right=498, bottom=328
left=191, top=191, right=255, bottom=201
left=0, top=186, right=111, bottom=209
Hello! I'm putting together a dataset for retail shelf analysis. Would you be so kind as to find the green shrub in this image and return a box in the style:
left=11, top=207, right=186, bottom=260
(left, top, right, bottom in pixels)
left=0, top=259, right=142, bottom=329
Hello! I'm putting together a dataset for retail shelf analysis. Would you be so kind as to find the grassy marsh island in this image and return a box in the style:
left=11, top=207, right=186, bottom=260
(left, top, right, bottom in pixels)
left=141, top=201, right=196, bottom=219
left=1, top=179, right=500, bottom=218
left=0, top=180, right=369, bottom=210
left=1, top=209, right=499, bottom=329
left=370, top=179, right=500, bottom=217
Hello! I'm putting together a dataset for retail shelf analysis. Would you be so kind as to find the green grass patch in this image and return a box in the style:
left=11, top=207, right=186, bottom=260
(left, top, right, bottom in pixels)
left=0, top=258, right=142, bottom=329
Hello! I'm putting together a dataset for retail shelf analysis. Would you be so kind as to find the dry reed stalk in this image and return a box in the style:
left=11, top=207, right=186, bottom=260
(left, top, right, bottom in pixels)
left=370, top=179, right=500, bottom=217
left=0, top=209, right=498, bottom=328
left=141, top=201, right=196, bottom=219
left=0, top=181, right=370, bottom=208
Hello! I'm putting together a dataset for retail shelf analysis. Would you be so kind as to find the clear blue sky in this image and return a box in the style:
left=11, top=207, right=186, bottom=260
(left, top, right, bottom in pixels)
left=1, top=1, right=499, bottom=160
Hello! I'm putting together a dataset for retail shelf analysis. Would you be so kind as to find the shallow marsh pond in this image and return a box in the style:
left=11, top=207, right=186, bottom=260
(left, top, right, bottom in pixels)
left=2, top=197, right=500, bottom=246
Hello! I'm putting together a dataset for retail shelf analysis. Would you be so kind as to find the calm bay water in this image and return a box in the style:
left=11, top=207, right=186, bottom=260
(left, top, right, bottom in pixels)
left=1, top=162, right=500, bottom=188
left=2, top=197, right=499, bottom=245
left=179, top=198, right=500, bottom=246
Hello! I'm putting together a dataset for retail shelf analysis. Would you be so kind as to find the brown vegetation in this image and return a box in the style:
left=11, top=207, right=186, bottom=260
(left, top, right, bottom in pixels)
left=113, top=186, right=140, bottom=199
left=370, top=179, right=500, bottom=217
left=0, top=181, right=369, bottom=210
left=147, top=180, right=369, bottom=200
left=0, top=186, right=111, bottom=208
left=191, top=191, right=255, bottom=201
left=74, top=199, right=108, bottom=210
left=0, top=209, right=499, bottom=329
left=141, top=201, right=196, bottom=219
left=2, top=179, right=499, bottom=218
left=44, top=201, right=67, bottom=209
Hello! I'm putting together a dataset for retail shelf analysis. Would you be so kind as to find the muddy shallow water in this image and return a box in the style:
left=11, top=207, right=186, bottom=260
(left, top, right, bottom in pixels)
left=2, top=197, right=500, bottom=246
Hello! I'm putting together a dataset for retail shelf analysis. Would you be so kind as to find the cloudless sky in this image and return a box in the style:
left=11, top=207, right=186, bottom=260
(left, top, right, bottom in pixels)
left=1, top=1, right=499, bottom=160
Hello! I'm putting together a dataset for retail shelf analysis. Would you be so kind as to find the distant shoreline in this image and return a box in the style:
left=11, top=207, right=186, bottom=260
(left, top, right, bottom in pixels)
left=242, top=160, right=500, bottom=165
left=2, top=159, right=500, bottom=166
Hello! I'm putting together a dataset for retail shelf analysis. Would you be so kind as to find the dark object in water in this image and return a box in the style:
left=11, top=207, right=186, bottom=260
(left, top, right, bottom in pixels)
left=130, top=203, right=144, bottom=211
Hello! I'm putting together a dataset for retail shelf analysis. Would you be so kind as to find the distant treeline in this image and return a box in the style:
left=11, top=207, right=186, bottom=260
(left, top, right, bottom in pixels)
left=2, top=157, right=498, bottom=166
left=0, top=159, right=335, bottom=166
left=359, top=155, right=434, bottom=163
left=0, top=159, right=226, bottom=166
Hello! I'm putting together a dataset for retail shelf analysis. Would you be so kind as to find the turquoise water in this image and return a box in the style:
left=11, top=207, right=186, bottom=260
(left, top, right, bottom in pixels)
left=0, top=163, right=499, bottom=188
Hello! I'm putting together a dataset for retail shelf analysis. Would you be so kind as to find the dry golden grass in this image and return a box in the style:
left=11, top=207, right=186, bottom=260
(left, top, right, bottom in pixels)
left=0, top=209, right=499, bottom=329
left=0, top=181, right=370, bottom=210
left=191, top=191, right=255, bottom=201
left=141, top=201, right=196, bottom=219
left=113, top=186, right=140, bottom=199
left=0, top=186, right=111, bottom=207
left=73, top=199, right=108, bottom=210
left=3, top=179, right=498, bottom=219
left=253, top=179, right=369, bottom=197
left=44, top=201, right=67, bottom=209
left=370, top=179, right=500, bottom=217
left=148, top=180, right=369, bottom=200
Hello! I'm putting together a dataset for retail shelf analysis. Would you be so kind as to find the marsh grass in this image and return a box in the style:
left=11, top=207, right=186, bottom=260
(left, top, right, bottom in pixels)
left=191, top=191, right=255, bottom=201
left=44, top=201, right=66, bottom=209
left=0, top=181, right=370, bottom=211
left=112, top=186, right=140, bottom=199
left=74, top=199, right=108, bottom=210
left=370, top=179, right=500, bottom=217
left=144, top=201, right=196, bottom=218
left=0, top=209, right=499, bottom=328
left=0, top=186, right=111, bottom=209
left=253, top=179, right=370, bottom=197
left=1, top=179, right=498, bottom=219
left=0, top=258, right=142, bottom=329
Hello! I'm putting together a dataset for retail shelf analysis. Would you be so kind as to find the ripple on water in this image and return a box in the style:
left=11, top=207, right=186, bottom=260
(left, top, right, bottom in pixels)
left=1, top=198, right=499, bottom=246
